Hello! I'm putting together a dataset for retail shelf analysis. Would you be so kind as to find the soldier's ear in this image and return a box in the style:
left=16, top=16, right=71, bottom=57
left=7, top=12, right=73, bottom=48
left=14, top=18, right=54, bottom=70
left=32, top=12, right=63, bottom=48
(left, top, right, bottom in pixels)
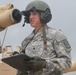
left=40, top=8, right=52, bottom=24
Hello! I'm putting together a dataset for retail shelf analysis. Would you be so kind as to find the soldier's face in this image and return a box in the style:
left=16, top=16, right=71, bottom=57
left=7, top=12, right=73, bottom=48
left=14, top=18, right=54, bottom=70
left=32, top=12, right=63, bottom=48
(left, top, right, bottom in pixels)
left=29, top=11, right=42, bottom=28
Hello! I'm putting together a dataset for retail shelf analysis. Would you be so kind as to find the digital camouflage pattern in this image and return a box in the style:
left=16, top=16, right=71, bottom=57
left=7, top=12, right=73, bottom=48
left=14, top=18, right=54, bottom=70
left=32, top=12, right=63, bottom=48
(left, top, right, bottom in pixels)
left=17, top=25, right=71, bottom=75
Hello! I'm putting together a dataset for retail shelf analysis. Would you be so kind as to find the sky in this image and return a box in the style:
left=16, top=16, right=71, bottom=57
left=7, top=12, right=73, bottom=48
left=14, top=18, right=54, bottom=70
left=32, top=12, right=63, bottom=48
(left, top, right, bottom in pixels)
left=0, top=0, right=76, bottom=75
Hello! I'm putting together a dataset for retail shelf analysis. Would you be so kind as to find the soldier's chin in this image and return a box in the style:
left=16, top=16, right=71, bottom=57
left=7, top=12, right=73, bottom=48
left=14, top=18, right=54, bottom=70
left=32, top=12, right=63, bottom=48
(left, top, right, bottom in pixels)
left=30, top=23, right=36, bottom=27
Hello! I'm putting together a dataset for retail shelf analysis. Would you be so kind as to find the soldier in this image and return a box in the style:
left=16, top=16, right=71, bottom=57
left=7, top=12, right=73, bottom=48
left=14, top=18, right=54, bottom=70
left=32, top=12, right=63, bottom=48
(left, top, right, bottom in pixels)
left=17, top=0, right=72, bottom=75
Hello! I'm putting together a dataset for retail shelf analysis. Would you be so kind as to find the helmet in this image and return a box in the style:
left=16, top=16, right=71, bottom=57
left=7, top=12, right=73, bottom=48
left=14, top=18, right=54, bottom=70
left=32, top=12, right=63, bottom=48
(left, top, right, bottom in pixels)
left=22, top=0, right=52, bottom=24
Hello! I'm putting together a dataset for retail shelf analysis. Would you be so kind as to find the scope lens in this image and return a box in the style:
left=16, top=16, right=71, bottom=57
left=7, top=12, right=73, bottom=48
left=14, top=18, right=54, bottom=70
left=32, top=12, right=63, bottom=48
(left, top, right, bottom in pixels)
left=12, top=9, right=22, bottom=22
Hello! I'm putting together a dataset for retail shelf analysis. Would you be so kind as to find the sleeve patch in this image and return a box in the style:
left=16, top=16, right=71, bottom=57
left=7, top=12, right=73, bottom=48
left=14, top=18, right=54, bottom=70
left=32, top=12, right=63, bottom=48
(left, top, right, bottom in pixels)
left=62, top=39, right=71, bottom=49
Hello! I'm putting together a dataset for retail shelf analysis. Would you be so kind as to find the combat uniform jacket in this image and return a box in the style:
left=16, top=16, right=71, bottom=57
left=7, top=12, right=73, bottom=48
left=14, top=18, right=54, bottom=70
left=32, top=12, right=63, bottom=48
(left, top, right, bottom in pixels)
left=17, top=25, right=71, bottom=75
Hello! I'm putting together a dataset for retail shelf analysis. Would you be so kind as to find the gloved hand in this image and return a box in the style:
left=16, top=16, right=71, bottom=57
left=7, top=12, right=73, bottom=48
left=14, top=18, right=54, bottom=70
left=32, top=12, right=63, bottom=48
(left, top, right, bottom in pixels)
left=24, top=56, right=47, bottom=72
left=10, top=51, right=19, bottom=56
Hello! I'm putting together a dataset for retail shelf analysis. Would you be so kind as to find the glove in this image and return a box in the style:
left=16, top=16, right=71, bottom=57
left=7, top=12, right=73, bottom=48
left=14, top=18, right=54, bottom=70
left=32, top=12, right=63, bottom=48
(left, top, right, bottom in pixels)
left=10, top=51, right=19, bottom=56
left=24, top=56, right=47, bottom=72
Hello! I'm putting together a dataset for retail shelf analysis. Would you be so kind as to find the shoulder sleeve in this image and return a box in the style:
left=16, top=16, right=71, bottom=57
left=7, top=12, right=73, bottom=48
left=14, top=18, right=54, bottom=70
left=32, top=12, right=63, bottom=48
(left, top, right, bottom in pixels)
left=52, top=30, right=72, bottom=70
left=55, top=30, right=71, bottom=50
left=44, top=30, right=72, bottom=74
